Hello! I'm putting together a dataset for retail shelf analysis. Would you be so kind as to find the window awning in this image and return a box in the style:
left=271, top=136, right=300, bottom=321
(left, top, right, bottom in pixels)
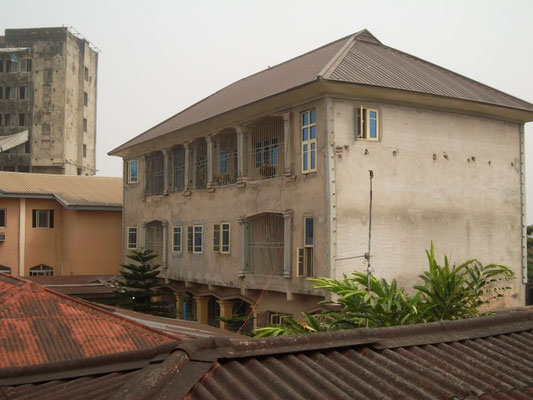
left=0, top=130, right=29, bottom=152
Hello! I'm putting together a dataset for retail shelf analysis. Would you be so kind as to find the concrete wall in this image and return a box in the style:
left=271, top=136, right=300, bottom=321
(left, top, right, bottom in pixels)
left=123, top=100, right=329, bottom=298
left=331, top=99, right=525, bottom=307
left=0, top=196, right=121, bottom=276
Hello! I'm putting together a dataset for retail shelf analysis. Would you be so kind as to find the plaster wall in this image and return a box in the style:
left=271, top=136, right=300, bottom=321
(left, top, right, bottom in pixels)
left=123, top=101, right=329, bottom=296
left=0, top=198, right=20, bottom=274
left=331, top=99, right=525, bottom=307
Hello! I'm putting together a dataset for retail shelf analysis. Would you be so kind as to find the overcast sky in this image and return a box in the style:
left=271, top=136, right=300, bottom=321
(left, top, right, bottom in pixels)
left=3, top=0, right=533, bottom=222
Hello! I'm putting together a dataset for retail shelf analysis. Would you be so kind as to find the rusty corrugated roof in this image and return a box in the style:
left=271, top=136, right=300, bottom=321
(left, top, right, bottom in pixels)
left=0, top=275, right=184, bottom=369
left=3, top=308, right=532, bottom=399
left=0, top=171, right=122, bottom=209
left=110, top=29, right=533, bottom=155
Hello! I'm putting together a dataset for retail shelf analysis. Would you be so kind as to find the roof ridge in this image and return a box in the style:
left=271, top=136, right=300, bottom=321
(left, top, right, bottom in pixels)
left=0, top=171, right=121, bottom=180
left=108, top=32, right=355, bottom=155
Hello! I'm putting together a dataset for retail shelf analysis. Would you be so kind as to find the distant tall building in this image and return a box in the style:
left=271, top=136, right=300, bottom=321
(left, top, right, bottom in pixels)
left=0, top=27, right=98, bottom=175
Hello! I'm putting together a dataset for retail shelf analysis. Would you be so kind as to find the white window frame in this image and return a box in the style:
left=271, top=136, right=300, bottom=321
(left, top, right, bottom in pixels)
left=29, top=264, right=53, bottom=277
left=301, top=109, right=317, bottom=173
left=356, top=106, right=380, bottom=141
left=33, top=210, right=54, bottom=228
left=297, top=217, right=314, bottom=277
left=127, top=227, right=137, bottom=249
left=127, top=160, right=138, bottom=184
left=213, top=223, right=231, bottom=254
left=269, top=312, right=292, bottom=325
left=193, top=224, right=203, bottom=254
left=172, top=226, right=182, bottom=253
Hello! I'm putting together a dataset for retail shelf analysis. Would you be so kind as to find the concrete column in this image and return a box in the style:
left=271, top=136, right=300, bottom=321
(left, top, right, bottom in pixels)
left=141, top=154, right=148, bottom=197
left=238, top=217, right=247, bottom=277
left=194, top=296, right=209, bottom=325
left=206, top=135, right=214, bottom=191
left=236, top=126, right=247, bottom=186
left=217, top=300, right=235, bottom=330
left=175, top=293, right=184, bottom=319
left=162, top=221, right=168, bottom=284
left=283, top=209, right=293, bottom=278
left=19, top=198, right=25, bottom=277
left=183, top=142, right=190, bottom=195
left=283, top=112, right=292, bottom=177
left=162, top=149, right=169, bottom=195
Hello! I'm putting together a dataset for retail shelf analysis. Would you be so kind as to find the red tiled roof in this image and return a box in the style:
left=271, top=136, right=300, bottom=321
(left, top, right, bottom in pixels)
left=0, top=275, right=184, bottom=368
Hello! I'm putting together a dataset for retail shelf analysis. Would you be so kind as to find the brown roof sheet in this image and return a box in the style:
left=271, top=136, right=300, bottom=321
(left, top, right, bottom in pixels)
left=110, top=29, right=533, bottom=155
left=0, top=172, right=122, bottom=209
left=3, top=309, right=532, bottom=399
left=0, top=275, right=183, bottom=369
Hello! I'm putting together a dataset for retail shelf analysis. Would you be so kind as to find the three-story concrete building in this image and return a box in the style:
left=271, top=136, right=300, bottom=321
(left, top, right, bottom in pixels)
left=110, top=30, right=533, bottom=328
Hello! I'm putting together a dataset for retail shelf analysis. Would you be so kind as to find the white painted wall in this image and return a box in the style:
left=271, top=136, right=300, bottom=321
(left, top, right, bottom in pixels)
left=332, top=99, right=524, bottom=307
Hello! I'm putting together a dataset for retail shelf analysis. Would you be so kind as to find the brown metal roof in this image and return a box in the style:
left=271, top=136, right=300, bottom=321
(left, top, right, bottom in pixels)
left=110, top=29, right=533, bottom=155
left=0, top=172, right=122, bottom=209
left=3, top=308, right=532, bottom=399
left=0, top=275, right=183, bottom=369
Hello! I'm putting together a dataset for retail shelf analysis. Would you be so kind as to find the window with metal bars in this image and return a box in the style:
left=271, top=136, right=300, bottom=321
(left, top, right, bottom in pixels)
left=190, top=139, right=207, bottom=190
left=247, top=213, right=284, bottom=275
left=213, top=129, right=238, bottom=186
left=146, top=151, right=164, bottom=195
left=248, top=116, right=284, bottom=180
left=172, top=145, right=185, bottom=192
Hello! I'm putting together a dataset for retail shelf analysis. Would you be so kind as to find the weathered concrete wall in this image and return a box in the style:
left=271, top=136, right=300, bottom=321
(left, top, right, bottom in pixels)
left=123, top=100, right=328, bottom=298
left=332, top=99, right=525, bottom=307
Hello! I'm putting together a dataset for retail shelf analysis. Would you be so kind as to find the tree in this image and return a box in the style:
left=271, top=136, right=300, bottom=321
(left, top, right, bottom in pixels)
left=116, top=248, right=161, bottom=313
left=254, top=243, right=515, bottom=337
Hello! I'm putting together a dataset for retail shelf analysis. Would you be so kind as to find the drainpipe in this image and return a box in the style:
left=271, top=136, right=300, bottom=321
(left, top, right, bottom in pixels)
left=162, top=221, right=168, bottom=284
left=19, top=198, right=25, bottom=276
left=519, top=124, right=527, bottom=285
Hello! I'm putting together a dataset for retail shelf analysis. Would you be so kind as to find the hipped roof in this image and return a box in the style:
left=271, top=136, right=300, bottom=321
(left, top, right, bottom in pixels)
left=110, top=29, right=533, bottom=155
left=0, top=171, right=122, bottom=210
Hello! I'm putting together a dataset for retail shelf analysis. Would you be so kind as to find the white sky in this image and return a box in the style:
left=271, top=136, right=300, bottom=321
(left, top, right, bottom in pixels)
left=2, top=0, right=533, bottom=222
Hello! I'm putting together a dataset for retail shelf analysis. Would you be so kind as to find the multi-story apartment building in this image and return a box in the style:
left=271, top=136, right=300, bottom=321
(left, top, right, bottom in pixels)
left=110, top=30, right=533, bottom=329
left=0, top=27, right=98, bottom=175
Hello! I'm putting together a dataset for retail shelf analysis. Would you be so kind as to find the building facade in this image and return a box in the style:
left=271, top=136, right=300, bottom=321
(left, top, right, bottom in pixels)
left=0, top=172, right=122, bottom=277
left=110, top=30, right=533, bottom=328
left=0, top=27, right=98, bottom=175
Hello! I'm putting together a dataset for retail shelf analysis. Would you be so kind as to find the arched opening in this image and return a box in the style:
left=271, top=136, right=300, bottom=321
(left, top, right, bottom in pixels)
left=29, top=264, right=53, bottom=276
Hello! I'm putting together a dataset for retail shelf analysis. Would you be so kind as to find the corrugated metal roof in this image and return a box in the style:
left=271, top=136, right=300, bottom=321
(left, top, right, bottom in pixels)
left=110, top=29, right=533, bottom=155
left=2, top=309, right=532, bottom=399
left=0, top=172, right=122, bottom=209
left=0, top=275, right=183, bottom=368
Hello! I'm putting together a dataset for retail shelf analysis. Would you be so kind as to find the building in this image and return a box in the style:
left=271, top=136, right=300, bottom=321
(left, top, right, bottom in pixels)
left=2, top=307, right=533, bottom=398
left=109, top=29, right=533, bottom=328
left=0, top=27, right=98, bottom=175
left=0, top=171, right=122, bottom=277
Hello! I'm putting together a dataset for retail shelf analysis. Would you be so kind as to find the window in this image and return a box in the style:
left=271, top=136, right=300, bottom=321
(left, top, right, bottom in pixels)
left=249, top=116, right=284, bottom=179
left=83, top=144, right=87, bottom=158
left=270, top=312, right=292, bottom=325
left=42, top=124, right=51, bottom=135
left=356, top=106, right=379, bottom=140
left=127, top=227, right=137, bottom=249
left=7, top=87, right=16, bottom=100
left=84, top=67, right=89, bottom=81
left=6, top=56, right=17, bottom=72
left=213, top=223, right=230, bottom=253
left=83, top=118, right=88, bottom=132
left=297, top=217, right=314, bottom=277
left=128, top=160, right=138, bottom=183
left=0, top=209, right=6, bottom=227
left=19, top=86, right=28, bottom=99
left=146, top=152, right=164, bottom=195
left=44, top=69, right=53, bottom=83
left=193, top=225, right=203, bottom=253
left=0, top=265, right=11, bottom=275
left=4, top=114, right=12, bottom=127
left=0, top=87, right=3, bottom=99
left=29, top=264, right=53, bottom=277
left=18, top=113, right=27, bottom=127
left=84, top=92, right=88, bottom=106
left=0, top=59, right=3, bottom=72
left=172, top=226, right=182, bottom=253
left=32, top=210, right=54, bottom=228
left=21, top=59, right=32, bottom=72
left=187, top=226, right=193, bottom=252
left=301, top=109, right=317, bottom=173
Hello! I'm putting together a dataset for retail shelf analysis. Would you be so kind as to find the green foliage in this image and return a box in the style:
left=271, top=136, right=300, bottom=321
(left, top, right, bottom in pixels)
left=254, top=243, right=515, bottom=337
left=217, top=314, right=255, bottom=334
left=116, top=248, right=161, bottom=313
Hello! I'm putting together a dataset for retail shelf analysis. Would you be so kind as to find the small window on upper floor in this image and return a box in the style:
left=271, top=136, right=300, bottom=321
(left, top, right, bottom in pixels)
left=187, top=225, right=203, bottom=253
left=83, top=144, right=87, bottom=158
left=83, top=118, right=88, bottom=132
left=84, top=67, right=89, bottom=81
left=301, top=109, right=317, bottom=173
left=7, top=87, right=16, bottom=100
left=172, top=226, right=182, bottom=253
left=0, top=59, right=3, bottom=73
left=19, top=86, right=29, bottom=100
left=128, top=160, right=138, bottom=183
left=6, top=56, right=17, bottom=73
left=32, top=210, right=54, bottom=228
left=0, top=87, right=3, bottom=100
left=297, top=217, right=314, bottom=277
left=213, top=223, right=230, bottom=253
left=19, top=113, right=27, bottom=127
left=356, top=107, right=379, bottom=141
left=84, top=92, right=88, bottom=106
left=29, top=264, right=53, bottom=277
left=21, top=59, right=32, bottom=72
left=0, top=209, right=6, bottom=228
